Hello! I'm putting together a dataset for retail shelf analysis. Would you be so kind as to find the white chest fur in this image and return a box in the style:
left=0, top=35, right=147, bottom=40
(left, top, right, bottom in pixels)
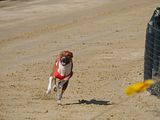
left=57, top=61, right=72, bottom=76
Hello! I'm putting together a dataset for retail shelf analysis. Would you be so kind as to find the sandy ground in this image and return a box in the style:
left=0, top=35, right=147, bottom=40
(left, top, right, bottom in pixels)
left=0, top=0, right=160, bottom=120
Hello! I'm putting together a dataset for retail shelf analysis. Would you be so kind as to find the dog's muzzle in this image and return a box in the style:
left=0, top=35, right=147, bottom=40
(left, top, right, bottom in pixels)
left=61, top=56, right=71, bottom=66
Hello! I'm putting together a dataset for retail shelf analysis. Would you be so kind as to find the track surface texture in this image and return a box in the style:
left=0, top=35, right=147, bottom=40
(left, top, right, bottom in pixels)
left=0, top=0, right=160, bottom=120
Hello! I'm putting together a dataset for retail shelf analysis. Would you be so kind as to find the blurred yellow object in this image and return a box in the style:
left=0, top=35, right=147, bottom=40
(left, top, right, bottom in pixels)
left=125, top=80, right=154, bottom=96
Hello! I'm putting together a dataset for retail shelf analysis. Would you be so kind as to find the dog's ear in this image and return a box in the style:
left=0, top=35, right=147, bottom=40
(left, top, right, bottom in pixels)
left=65, top=51, right=73, bottom=58
left=67, top=51, right=73, bottom=58
left=60, top=51, right=73, bottom=58
left=60, top=51, right=66, bottom=58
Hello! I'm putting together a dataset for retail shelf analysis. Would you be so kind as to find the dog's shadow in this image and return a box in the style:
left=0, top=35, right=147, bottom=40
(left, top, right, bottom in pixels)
left=65, top=99, right=113, bottom=106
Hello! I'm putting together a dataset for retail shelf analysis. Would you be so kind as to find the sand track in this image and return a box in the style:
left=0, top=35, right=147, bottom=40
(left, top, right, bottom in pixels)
left=0, top=0, right=160, bottom=120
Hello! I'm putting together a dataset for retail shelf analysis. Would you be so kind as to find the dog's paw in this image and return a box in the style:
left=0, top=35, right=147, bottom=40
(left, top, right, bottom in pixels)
left=46, top=89, right=51, bottom=94
left=57, top=100, right=61, bottom=105
left=52, top=85, right=57, bottom=92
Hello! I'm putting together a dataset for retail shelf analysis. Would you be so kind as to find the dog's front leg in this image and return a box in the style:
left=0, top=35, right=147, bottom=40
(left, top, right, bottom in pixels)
left=56, top=80, right=68, bottom=104
left=52, top=77, right=57, bottom=92
left=46, top=76, right=53, bottom=94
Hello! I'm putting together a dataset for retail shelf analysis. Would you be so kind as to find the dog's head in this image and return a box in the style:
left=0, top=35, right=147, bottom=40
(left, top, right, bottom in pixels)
left=59, top=51, right=73, bottom=66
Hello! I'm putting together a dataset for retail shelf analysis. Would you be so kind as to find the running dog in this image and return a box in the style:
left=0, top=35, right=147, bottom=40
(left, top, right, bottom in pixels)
left=46, top=51, right=73, bottom=104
